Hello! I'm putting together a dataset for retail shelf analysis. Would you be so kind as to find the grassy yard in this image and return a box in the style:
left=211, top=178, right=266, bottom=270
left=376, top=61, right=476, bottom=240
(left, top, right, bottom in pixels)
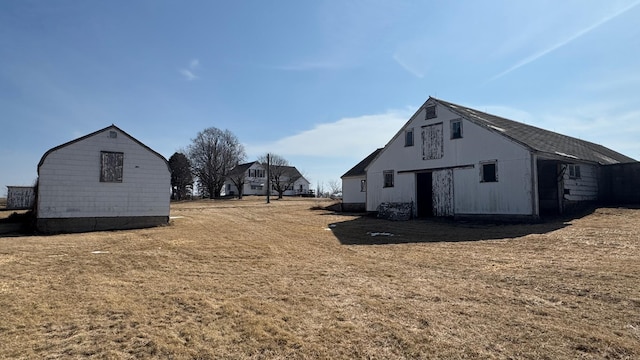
left=1, top=198, right=639, bottom=359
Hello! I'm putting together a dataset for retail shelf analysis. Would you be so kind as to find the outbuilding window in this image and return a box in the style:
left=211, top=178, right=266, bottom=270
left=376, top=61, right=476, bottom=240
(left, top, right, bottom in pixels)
left=100, top=151, right=124, bottom=183
left=480, top=161, right=498, bottom=182
left=360, top=179, right=366, bottom=192
left=383, top=170, right=394, bottom=188
left=568, top=164, right=581, bottom=179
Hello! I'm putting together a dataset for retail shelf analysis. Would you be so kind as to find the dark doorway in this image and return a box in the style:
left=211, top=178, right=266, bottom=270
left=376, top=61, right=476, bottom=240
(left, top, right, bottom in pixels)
left=416, top=172, right=433, bottom=217
left=537, top=160, right=560, bottom=215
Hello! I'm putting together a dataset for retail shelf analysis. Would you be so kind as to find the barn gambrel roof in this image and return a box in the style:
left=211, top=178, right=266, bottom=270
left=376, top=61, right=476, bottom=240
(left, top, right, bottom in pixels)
left=434, top=98, right=635, bottom=165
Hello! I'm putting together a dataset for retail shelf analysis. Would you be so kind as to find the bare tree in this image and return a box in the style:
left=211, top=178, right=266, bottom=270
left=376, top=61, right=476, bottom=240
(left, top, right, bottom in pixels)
left=327, top=179, right=342, bottom=198
left=258, top=153, right=298, bottom=199
left=188, top=127, right=245, bottom=199
left=227, top=165, right=247, bottom=199
left=169, top=152, right=194, bottom=200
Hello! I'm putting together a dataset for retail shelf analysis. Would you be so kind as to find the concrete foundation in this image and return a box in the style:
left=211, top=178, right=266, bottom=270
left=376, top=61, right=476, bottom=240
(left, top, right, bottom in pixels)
left=36, top=216, right=169, bottom=234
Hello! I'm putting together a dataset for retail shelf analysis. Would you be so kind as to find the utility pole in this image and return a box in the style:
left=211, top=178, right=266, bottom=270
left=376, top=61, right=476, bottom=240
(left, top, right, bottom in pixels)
left=266, top=153, right=270, bottom=204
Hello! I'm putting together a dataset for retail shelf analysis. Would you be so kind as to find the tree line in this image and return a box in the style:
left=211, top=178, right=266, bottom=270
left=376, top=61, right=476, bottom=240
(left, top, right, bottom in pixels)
left=169, top=127, right=304, bottom=200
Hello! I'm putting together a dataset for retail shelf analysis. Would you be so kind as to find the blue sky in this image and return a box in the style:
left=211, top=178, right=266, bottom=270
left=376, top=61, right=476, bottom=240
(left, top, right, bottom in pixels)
left=2, top=0, right=640, bottom=196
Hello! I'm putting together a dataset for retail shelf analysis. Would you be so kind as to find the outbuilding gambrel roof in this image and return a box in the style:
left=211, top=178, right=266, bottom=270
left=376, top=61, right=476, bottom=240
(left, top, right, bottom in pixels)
left=434, top=98, right=635, bottom=165
left=37, top=124, right=170, bottom=173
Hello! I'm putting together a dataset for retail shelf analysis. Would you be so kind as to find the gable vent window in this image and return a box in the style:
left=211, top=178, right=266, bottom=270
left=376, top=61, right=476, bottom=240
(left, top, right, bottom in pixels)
left=568, top=164, right=581, bottom=179
left=425, top=105, right=437, bottom=119
left=480, top=161, right=498, bottom=183
left=451, top=120, right=463, bottom=139
left=109, top=131, right=118, bottom=138
left=100, top=151, right=124, bottom=183
left=405, top=128, right=414, bottom=147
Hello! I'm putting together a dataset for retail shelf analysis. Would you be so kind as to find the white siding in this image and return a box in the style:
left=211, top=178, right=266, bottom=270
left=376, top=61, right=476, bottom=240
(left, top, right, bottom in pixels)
left=563, top=164, right=598, bottom=201
left=38, top=128, right=170, bottom=218
left=342, top=176, right=366, bottom=204
left=366, top=100, right=534, bottom=215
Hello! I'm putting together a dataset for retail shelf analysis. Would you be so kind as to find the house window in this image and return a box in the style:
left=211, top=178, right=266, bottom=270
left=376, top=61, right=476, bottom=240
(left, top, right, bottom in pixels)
left=480, top=161, right=498, bottom=182
left=360, top=179, right=366, bottom=192
left=451, top=120, right=463, bottom=139
left=383, top=170, right=394, bottom=188
left=100, top=151, right=124, bottom=182
left=249, top=169, right=265, bottom=178
left=251, top=185, right=263, bottom=190
left=405, top=128, right=414, bottom=147
left=425, top=105, right=437, bottom=119
left=568, top=164, right=581, bottom=179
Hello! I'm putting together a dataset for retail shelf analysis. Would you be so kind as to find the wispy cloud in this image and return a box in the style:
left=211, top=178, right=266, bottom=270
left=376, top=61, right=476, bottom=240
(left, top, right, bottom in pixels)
left=490, top=1, right=640, bottom=81
left=245, top=109, right=412, bottom=159
left=179, top=59, right=200, bottom=80
left=392, top=53, right=424, bottom=78
left=273, top=60, right=346, bottom=71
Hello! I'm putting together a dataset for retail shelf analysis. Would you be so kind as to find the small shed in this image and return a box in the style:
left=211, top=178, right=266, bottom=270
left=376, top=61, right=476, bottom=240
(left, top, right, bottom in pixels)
left=6, top=186, right=36, bottom=210
left=36, top=125, right=171, bottom=233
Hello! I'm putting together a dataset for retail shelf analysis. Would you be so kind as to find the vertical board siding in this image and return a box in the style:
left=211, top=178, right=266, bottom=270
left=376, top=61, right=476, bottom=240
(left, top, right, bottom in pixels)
left=432, top=169, right=453, bottom=216
left=563, top=164, right=598, bottom=201
left=421, top=123, right=443, bottom=160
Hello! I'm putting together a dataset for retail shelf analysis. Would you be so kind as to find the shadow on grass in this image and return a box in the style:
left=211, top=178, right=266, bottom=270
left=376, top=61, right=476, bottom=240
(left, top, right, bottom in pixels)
left=329, top=209, right=595, bottom=245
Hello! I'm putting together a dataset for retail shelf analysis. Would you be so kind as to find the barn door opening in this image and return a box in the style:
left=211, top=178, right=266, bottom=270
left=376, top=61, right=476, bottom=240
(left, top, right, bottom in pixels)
left=416, top=172, right=433, bottom=217
left=537, top=160, right=561, bottom=216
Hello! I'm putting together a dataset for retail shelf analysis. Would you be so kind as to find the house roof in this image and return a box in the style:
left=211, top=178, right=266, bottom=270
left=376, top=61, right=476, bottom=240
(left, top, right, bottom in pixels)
left=341, top=148, right=383, bottom=178
left=37, top=125, right=170, bottom=173
left=228, top=162, right=309, bottom=184
left=433, top=98, right=635, bottom=165
left=227, top=161, right=257, bottom=176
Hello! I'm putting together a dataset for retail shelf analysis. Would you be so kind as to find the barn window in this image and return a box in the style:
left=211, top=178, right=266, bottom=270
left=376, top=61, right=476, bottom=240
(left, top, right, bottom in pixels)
left=425, top=105, right=437, bottom=119
left=100, top=151, right=124, bottom=183
left=480, top=161, right=498, bottom=182
left=383, top=170, right=394, bottom=188
left=405, top=128, right=414, bottom=147
left=360, top=179, right=366, bottom=192
left=109, top=131, right=117, bottom=138
left=451, top=120, right=463, bottom=139
left=568, top=164, right=581, bottom=179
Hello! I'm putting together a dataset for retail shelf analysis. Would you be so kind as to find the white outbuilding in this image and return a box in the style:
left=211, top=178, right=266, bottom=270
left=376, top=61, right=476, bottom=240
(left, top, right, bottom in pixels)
left=36, top=125, right=170, bottom=233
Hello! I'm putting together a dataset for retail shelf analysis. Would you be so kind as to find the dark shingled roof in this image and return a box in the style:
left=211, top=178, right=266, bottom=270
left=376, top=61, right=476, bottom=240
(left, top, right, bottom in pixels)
left=227, top=161, right=257, bottom=176
left=341, top=148, right=383, bottom=178
left=434, top=98, right=635, bottom=165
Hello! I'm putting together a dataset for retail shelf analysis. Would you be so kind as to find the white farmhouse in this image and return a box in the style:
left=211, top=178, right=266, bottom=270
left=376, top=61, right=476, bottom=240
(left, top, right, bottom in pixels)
left=343, top=97, right=635, bottom=220
left=224, top=161, right=311, bottom=197
left=36, top=125, right=170, bottom=233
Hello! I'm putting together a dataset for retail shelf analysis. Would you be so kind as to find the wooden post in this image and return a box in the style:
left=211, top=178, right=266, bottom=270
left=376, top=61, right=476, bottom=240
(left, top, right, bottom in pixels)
left=266, top=153, right=270, bottom=204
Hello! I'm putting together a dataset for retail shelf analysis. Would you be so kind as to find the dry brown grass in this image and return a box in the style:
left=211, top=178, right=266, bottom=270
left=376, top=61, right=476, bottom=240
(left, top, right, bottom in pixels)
left=1, top=197, right=639, bottom=359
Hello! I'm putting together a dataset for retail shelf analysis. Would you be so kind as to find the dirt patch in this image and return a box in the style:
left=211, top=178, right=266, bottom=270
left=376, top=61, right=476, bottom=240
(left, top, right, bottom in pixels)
left=0, top=198, right=638, bottom=358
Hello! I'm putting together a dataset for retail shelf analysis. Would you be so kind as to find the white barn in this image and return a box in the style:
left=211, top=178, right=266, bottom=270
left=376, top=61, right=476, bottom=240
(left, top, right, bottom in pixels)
left=344, top=97, right=635, bottom=220
left=36, top=125, right=170, bottom=233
